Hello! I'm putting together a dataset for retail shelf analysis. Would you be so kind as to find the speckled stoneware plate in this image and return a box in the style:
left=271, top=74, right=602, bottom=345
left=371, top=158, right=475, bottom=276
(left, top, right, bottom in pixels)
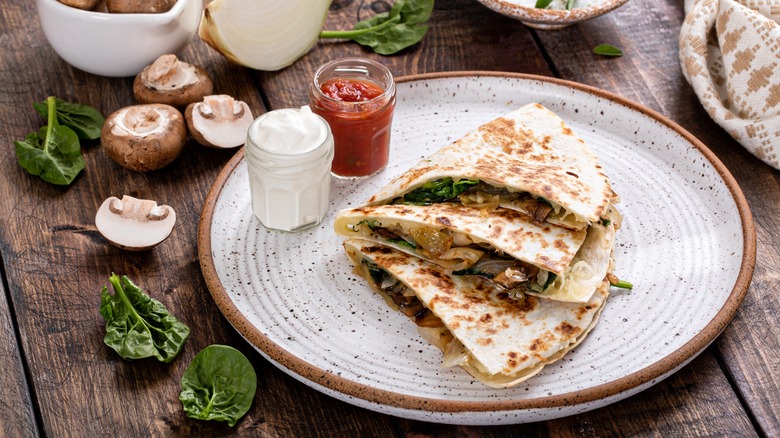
left=475, top=0, right=629, bottom=30
left=198, top=72, right=755, bottom=425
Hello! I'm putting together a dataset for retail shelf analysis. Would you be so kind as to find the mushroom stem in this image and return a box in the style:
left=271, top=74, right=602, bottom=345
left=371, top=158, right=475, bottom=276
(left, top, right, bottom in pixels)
left=145, top=54, right=197, bottom=89
left=201, top=95, right=245, bottom=119
left=95, top=195, right=177, bottom=251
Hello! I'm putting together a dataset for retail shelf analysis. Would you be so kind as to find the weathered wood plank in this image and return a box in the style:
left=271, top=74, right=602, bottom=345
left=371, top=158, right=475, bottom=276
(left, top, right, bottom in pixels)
left=0, top=1, right=397, bottom=436
left=259, top=0, right=552, bottom=110
left=0, top=258, right=39, bottom=438
left=549, top=352, right=756, bottom=437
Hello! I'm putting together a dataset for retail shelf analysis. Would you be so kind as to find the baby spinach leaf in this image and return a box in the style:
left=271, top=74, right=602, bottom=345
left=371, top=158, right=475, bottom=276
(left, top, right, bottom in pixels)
left=593, top=44, right=624, bottom=57
left=99, top=273, right=190, bottom=363
left=319, top=0, right=434, bottom=55
left=33, top=97, right=105, bottom=140
left=179, top=345, right=257, bottom=427
left=401, top=177, right=480, bottom=204
left=14, top=96, right=85, bottom=185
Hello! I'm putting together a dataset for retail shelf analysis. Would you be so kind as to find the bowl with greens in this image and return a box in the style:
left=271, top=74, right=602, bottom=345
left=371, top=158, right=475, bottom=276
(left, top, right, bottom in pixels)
left=475, top=0, right=628, bottom=30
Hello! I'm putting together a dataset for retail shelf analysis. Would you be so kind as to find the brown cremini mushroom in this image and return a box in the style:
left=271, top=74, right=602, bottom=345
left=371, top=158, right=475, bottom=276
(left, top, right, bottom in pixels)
left=106, top=0, right=176, bottom=13
left=185, top=95, right=254, bottom=149
left=95, top=195, right=176, bottom=251
left=133, top=54, right=213, bottom=108
left=58, top=0, right=99, bottom=10
left=101, top=104, right=187, bottom=172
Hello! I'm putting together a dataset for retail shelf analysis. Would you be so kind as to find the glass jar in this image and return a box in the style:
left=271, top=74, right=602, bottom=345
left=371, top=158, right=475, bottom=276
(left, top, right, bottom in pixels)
left=244, top=106, right=334, bottom=232
left=309, top=58, right=396, bottom=178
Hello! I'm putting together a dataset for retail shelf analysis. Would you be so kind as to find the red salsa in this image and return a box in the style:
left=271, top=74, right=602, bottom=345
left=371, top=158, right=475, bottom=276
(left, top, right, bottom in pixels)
left=320, top=79, right=384, bottom=102
left=310, top=77, right=395, bottom=177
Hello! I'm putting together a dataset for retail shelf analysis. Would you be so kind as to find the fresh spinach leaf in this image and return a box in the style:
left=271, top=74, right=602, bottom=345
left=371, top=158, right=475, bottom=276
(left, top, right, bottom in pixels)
left=362, top=259, right=385, bottom=285
left=33, top=97, right=105, bottom=140
left=14, top=96, right=85, bottom=185
left=452, top=268, right=495, bottom=279
left=593, top=44, right=623, bottom=57
left=179, top=345, right=257, bottom=427
left=611, top=279, right=633, bottom=289
left=387, top=238, right=417, bottom=251
left=99, top=273, right=190, bottom=363
left=354, top=219, right=380, bottom=232
left=401, top=177, right=480, bottom=204
left=319, top=0, right=434, bottom=55
left=535, top=0, right=553, bottom=8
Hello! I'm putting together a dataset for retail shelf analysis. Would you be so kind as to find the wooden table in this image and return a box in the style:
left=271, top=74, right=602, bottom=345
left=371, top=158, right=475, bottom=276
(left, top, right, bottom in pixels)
left=2, top=0, right=778, bottom=436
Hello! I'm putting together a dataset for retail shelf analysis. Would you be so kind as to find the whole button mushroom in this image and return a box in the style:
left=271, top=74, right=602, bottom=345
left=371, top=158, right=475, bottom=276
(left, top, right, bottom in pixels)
left=101, top=104, right=187, bottom=172
left=185, top=95, right=254, bottom=149
left=134, top=54, right=213, bottom=108
left=95, top=195, right=176, bottom=251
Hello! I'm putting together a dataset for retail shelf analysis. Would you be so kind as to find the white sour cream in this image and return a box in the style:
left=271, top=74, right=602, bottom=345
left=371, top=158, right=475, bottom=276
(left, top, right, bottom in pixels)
left=244, top=106, right=334, bottom=232
left=249, top=105, right=328, bottom=155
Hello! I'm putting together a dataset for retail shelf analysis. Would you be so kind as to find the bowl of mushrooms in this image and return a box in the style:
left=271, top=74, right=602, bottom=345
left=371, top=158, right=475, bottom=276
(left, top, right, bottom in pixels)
left=36, top=0, right=202, bottom=77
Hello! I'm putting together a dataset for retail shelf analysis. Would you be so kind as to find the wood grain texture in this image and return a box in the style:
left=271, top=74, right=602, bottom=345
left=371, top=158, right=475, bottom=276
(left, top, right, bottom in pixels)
left=0, top=261, right=39, bottom=438
left=0, top=0, right=771, bottom=435
left=258, top=0, right=552, bottom=110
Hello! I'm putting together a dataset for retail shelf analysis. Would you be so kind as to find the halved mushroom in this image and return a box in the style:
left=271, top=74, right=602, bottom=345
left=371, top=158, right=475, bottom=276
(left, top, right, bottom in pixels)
left=185, top=95, right=254, bottom=149
left=101, top=103, right=187, bottom=172
left=106, top=0, right=175, bottom=13
left=133, top=54, right=213, bottom=108
left=95, top=195, right=176, bottom=251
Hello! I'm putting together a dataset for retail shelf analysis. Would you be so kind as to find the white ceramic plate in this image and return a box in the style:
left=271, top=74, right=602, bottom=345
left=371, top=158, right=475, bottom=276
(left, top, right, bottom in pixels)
left=198, top=73, right=755, bottom=425
left=474, top=0, right=628, bottom=30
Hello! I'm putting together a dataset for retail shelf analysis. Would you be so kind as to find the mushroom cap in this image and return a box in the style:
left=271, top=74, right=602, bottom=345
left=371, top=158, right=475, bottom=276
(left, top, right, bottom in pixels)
left=106, top=0, right=175, bottom=13
left=58, top=0, right=99, bottom=11
left=133, top=54, right=213, bottom=108
left=185, top=94, right=254, bottom=149
left=101, top=103, right=187, bottom=172
left=95, top=195, right=176, bottom=251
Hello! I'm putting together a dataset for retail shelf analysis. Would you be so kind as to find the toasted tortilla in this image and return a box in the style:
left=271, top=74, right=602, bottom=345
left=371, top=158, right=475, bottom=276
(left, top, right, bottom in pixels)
left=335, top=203, right=587, bottom=276
left=335, top=203, right=618, bottom=302
left=366, top=103, right=615, bottom=229
left=344, top=238, right=610, bottom=388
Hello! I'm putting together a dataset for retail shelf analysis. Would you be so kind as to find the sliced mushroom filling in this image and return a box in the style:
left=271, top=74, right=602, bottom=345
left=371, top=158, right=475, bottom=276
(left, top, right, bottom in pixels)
left=358, top=260, right=444, bottom=328
left=350, top=220, right=557, bottom=295
left=389, top=178, right=584, bottom=229
left=355, top=259, right=472, bottom=368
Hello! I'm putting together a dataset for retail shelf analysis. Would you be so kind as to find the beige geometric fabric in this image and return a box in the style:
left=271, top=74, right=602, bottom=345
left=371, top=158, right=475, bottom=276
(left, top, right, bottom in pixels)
left=680, top=0, right=780, bottom=169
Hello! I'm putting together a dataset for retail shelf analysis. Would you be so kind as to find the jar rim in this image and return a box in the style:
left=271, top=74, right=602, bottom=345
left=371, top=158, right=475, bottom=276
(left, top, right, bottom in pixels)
left=245, top=110, right=334, bottom=167
left=311, top=57, right=396, bottom=105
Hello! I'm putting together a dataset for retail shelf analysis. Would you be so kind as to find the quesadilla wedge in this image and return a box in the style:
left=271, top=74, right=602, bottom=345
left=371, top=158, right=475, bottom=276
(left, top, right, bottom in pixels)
left=365, top=103, right=616, bottom=230
left=344, top=238, right=610, bottom=388
left=335, top=203, right=620, bottom=302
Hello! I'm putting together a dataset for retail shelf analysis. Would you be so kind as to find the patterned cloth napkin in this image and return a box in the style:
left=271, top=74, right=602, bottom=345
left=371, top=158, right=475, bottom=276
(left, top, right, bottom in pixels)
left=679, top=0, right=780, bottom=169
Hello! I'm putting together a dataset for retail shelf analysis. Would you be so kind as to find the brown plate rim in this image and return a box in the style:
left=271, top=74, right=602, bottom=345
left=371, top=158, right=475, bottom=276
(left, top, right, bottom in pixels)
left=198, top=71, right=756, bottom=414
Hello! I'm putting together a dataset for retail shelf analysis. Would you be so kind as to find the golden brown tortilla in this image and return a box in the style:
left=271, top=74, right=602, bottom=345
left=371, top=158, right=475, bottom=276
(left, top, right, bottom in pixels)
left=366, top=103, right=616, bottom=229
left=345, top=238, right=610, bottom=388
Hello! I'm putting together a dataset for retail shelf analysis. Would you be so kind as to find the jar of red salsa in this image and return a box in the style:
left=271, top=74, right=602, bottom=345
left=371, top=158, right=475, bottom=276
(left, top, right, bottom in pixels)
left=309, top=58, right=396, bottom=178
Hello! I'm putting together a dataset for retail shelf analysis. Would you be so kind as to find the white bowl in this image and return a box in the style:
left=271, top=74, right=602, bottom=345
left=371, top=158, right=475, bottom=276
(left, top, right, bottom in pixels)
left=36, top=0, right=202, bottom=77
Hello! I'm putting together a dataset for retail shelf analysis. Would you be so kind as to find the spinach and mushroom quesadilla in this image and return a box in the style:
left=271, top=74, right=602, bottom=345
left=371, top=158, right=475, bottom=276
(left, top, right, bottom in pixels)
left=335, top=203, right=620, bottom=303
left=365, top=103, right=617, bottom=230
left=344, top=238, right=610, bottom=388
